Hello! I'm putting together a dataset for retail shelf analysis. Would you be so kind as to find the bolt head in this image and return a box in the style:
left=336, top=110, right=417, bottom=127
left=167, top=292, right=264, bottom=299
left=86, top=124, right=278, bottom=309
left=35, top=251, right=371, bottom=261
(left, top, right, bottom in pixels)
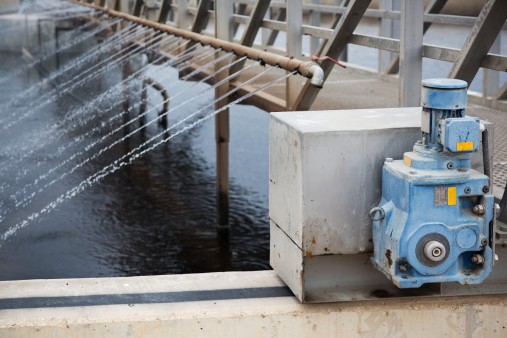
left=473, top=204, right=485, bottom=215
left=471, top=254, right=485, bottom=265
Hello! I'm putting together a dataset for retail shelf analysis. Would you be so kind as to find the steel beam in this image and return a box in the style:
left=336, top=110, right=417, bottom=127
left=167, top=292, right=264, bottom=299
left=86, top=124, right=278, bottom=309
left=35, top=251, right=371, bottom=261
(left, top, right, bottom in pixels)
left=310, top=0, right=321, bottom=53
left=233, top=3, right=248, bottom=36
left=158, top=0, right=172, bottom=23
left=379, top=0, right=399, bottom=73
left=294, top=0, right=372, bottom=111
left=239, top=0, right=271, bottom=47
left=483, top=35, right=500, bottom=99
left=385, top=0, right=447, bottom=75
left=230, top=0, right=271, bottom=75
left=132, top=0, right=143, bottom=17
left=399, top=0, right=423, bottom=107
left=449, top=0, right=507, bottom=85
left=264, top=7, right=285, bottom=47
left=314, top=0, right=349, bottom=61
left=286, top=0, right=303, bottom=109
left=215, top=0, right=234, bottom=231
left=495, top=81, right=507, bottom=101
left=191, top=0, right=212, bottom=33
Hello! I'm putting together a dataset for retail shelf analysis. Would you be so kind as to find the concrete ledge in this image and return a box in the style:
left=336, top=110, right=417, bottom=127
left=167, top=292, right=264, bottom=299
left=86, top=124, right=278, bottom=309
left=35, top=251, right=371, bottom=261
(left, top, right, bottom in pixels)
left=1, top=271, right=507, bottom=337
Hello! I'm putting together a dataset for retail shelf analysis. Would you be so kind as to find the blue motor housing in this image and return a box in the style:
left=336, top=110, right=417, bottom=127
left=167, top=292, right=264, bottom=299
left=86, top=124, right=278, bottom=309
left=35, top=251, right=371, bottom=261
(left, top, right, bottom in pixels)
left=371, top=161, right=494, bottom=288
left=370, top=79, right=494, bottom=288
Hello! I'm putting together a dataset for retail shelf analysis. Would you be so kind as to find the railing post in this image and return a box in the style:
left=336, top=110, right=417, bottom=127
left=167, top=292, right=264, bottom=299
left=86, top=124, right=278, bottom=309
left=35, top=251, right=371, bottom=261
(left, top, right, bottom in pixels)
left=286, top=0, right=303, bottom=109
left=399, top=0, right=423, bottom=107
left=177, top=0, right=189, bottom=29
left=214, top=0, right=233, bottom=231
left=261, top=7, right=273, bottom=47
left=310, top=0, right=321, bottom=54
left=378, top=0, right=399, bottom=74
left=483, top=35, right=500, bottom=102
left=121, top=0, right=129, bottom=12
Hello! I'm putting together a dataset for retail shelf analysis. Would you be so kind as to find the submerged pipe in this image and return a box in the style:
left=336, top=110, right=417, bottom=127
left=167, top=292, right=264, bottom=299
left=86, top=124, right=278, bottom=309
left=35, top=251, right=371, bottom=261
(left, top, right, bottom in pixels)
left=139, top=77, right=170, bottom=130
left=74, top=1, right=325, bottom=88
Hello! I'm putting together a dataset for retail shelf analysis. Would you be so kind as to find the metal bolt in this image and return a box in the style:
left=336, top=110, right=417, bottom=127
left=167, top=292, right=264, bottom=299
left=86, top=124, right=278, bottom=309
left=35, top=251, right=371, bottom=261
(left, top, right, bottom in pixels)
left=369, top=207, right=385, bottom=221
left=481, top=238, right=488, bottom=246
left=424, top=241, right=446, bottom=262
left=495, top=203, right=500, bottom=214
left=471, top=254, right=485, bottom=265
left=482, top=185, right=490, bottom=193
left=447, top=162, right=454, bottom=169
left=399, top=265, right=407, bottom=272
left=473, top=204, right=485, bottom=215
left=464, top=187, right=471, bottom=194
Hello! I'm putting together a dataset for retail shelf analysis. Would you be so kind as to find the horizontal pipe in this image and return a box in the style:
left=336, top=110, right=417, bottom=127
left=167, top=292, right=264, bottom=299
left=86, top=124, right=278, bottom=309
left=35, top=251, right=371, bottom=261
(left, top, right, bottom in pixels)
left=73, top=0, right=324, bottom=87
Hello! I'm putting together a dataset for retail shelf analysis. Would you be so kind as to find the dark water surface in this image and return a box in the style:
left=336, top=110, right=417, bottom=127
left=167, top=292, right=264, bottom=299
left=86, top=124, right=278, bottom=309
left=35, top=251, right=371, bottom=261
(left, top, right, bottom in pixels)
left=0, top=50, right=270, bottom=280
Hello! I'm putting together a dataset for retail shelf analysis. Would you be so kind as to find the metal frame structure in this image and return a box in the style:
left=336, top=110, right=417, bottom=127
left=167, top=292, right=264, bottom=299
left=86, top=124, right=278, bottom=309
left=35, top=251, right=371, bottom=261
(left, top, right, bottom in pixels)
left=90, top=0, right=507, bottom=110
left=77, top=0, right=506, bottom=231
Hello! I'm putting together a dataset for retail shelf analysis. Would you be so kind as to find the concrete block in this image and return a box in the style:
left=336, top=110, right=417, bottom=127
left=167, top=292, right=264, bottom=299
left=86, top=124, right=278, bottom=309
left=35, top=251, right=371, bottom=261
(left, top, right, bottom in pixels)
left=269, top=107, right=422, bottom=256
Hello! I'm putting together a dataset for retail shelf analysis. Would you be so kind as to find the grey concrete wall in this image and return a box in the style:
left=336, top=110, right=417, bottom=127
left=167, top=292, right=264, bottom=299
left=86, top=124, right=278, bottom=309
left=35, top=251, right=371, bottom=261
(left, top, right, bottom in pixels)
left=0, top=14, right=54, bottom=53
left=0, top=0, right=19, bottom=15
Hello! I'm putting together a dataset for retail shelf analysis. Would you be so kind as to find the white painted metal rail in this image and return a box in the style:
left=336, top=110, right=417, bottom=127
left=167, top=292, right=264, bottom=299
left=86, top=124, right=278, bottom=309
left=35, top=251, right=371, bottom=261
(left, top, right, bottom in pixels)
left=102, top=0, right=507, bottom=110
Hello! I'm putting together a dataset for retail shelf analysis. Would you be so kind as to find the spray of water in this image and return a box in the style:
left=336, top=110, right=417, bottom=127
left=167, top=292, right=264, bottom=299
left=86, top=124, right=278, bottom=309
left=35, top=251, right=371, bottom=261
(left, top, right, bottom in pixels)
left=0, top=67, right=295, bottom=245
left=6, top=43, right=215, bottom=200
left=0, top=39, right=200, bottom=182
left=0, top=18, right=130, bottom=113
left=1, top=27, right=166, bottom=130
left=12, top=52, right=249, bottom=209
left=0, top=14, right=117, bottom=87
left=0, top=2, right=303, bottom=252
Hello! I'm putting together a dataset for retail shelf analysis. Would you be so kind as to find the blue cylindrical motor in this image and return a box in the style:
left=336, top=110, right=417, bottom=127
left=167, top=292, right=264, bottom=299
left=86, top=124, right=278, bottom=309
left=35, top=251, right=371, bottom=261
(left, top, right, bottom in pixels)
left=370, top=79, right=494, bottom=288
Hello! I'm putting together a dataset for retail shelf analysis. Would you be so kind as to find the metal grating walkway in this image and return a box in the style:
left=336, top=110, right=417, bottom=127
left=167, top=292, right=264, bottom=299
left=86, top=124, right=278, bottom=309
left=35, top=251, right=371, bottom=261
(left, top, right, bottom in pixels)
left=471, top=105, right=507, bottom=196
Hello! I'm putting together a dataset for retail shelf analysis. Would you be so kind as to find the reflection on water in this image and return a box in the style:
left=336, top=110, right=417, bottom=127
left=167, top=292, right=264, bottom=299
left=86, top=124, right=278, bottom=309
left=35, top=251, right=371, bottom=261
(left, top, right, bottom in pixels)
left=0, top=50, right=270, bottom=280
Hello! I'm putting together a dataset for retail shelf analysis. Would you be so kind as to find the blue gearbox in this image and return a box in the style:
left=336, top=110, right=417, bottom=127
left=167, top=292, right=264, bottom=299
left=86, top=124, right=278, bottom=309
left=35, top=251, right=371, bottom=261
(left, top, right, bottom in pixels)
left=370, top=79, right=494, bottom=288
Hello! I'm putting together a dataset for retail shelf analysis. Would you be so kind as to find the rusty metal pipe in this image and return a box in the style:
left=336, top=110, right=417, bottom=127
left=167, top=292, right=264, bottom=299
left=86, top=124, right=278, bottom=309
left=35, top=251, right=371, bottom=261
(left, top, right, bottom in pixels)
left=73, top=0, right=324, bottom=87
